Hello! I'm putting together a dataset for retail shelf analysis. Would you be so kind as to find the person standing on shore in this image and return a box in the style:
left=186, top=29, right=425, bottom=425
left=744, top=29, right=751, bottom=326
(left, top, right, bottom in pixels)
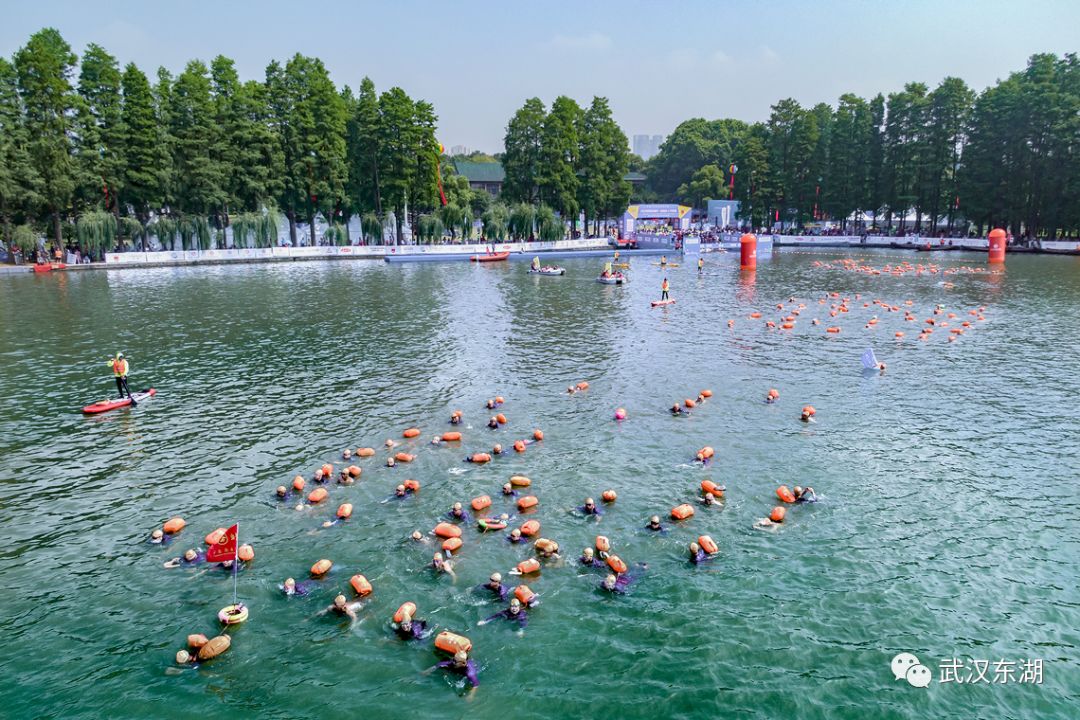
left=108, top=352, right=136, bottom=404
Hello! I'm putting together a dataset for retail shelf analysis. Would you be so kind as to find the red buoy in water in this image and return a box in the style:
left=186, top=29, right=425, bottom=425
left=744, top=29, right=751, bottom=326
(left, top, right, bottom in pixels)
left=740, top=234, right=757, bottom=271
left=988, top=228, right=1006, bottom=264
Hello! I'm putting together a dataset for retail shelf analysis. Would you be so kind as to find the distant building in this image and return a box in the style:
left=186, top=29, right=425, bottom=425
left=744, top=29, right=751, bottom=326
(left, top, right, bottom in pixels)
left=450, top=145, right=470, bottom=156
left=455, top=160, right=646, bottom=198
left=632, top=134, right=664, bottom=161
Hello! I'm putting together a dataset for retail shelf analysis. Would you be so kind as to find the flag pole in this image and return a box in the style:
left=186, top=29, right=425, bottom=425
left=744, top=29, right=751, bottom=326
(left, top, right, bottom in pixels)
left=232, top=523, right=239, bottom=606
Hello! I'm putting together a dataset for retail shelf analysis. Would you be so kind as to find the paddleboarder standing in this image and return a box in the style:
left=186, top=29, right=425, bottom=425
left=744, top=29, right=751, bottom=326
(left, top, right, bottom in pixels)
left=108, top=352, right=136, bottom=405
left=661, top=278, right=670, bottom=301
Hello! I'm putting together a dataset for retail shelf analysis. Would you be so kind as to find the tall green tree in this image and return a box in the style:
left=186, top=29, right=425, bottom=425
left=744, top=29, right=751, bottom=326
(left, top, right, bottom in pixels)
left=538, top=96, right=582, bottom=229
left=502, top=98, right=546, bottom=204
left=121, top=62, right=166, bottom=231
left=345, top=77, right=381, bottom=216
left=169, top=60, right=227, bottom=227
left=578, top=96, right=629, bottom=235
left=0, top=57, right=39, bottom=247
left=14, top=28, right=77, bottom=245
left=376, top=87, right=416, bottom=243
left=74, top=43, right=124, bottom=217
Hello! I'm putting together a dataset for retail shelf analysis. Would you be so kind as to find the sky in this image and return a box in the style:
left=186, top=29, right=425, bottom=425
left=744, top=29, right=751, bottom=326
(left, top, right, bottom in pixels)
left=4, top=0, right=1078, bottom=154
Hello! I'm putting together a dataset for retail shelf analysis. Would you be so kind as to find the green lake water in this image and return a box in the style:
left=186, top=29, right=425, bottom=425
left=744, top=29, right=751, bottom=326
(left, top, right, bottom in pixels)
left=1, top=249, right=1077, bottom=719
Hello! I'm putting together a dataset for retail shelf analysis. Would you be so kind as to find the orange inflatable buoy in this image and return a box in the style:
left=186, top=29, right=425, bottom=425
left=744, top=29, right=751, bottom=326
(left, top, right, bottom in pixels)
left=347, top=465, right=361, bottom=478
left=434, top=630, right=472, bottom=655
left=321, top=463, right=333, bottom=478
left=671, top=504, right=695, bottom=520
left=196, top=635, right=231, bottom=661
left=533, top=429, right=544, bottom=441
left=403, top=478, right=420, bottom=492
left=308, top=487, right=328, bottom=504
left=495, top=396, right=505, bottom=404
left=187, top=633, right=209, bottom=649
left=601, top=489, right=617, bottom=502
left=468, top=452, right=490, bottom=464
left=336, top=503, right=353, bottom=518
left=163, top=517, right=186, bottom=534
left=442, top=537, right=463, bottom=553
left=510, top=475, right=531, bottom=488
left=520, top=519, right=540, bottom=536
left=699, top=446, right=715, bottom=459
left=826, top=326, right=841, bottom=333
left=781, top=322, right=795, bottom=330
left=770, top=506, right=786, bottom=523
left=768, top=388, right=780, bottom=400
left=534, top=538, right=558, bottom=554
left=441, top=431, right=462, bottom=442
left=750, top=312, right=762, bottom=319
left=684, top=398, right=696, bottom=409
left=516, top=558, right=541, bottom=575
left=701, top=480, right=724, bottom=496
left=517, top=495, right=538, bottom=511
left=575, top=382, right=589, bottom=391
left=895, top=332, right=904, bottom=338
left=311, top=558, right=333, bottom=576
left=205, top=528, right=226, bottom=546
left=356, top=447, right=375, bottom=458
left=394, top=602, right=417, bottom=623
left=395, top=452, right=415, bottom=463
left=701, top=389, right=713, bottom=398
left=350, top=574, right=372, bottom=597
left=595, top=535, right=610, bottom=553
left=606, top=555, right=628, bottom=574
left=698, top=535, right=719, bottom=554
left=237, top=544, right=254, bottom=562
left=514, top=585, right=536, bottom=605
left=495, top=413, right=507, bottom=425
left=403, top=428, right=420, bottom=439
left=776, top=485, right=796, bottom=503
left=434, top=522, right=462, bottom=539
left=513, top=440, right=526, bottom=453
left=471, top=495, right=492, bottom=512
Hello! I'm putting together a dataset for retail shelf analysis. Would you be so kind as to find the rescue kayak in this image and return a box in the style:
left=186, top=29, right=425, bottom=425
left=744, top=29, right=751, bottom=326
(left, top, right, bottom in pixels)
left=651, top=299, right=676, bottom=307
left=82, top=388, right=156, bottom=414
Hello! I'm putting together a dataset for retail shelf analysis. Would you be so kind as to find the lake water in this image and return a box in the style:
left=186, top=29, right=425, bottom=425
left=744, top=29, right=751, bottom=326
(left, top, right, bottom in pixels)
left=1, top=249, right=1077, bottom=719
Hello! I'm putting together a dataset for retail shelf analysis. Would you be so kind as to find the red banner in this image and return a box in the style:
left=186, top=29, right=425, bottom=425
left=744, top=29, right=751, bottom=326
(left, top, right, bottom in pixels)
left=206, top=523, right=238, bottom=563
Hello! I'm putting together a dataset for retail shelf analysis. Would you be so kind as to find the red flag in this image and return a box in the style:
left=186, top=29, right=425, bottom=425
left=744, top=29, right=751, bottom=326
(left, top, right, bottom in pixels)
left=206, top=523, right=238, bottom=563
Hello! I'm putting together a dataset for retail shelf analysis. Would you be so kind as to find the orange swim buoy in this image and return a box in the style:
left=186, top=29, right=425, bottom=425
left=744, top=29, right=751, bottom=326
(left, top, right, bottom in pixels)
left=510, top=475, right=531, bottom=488
left=321, top=463, right=333, bottom=478
left=196, top=635, right=231, bottom=661
left=699, top=446, right=715, bottom=459
left=895, top=332, right=905, bottom=338
left=347, top=465, right=361, bottom=478
left=513, top=440, right=526, bottom=453
left=442, top=537, right=463, bottom=553
left=776, top=485, right=796, bottom=503
left=187, top=633, right=209, bottom=649
left=802, top=405, right=816, bottom=416
left=395, top=452, right=415, bottom=463
left=684, top=398, right=696, bottom=409
left=575, top=382, right=589, bottom=391
left=238, top=544, right=254, bottom=562
left=671, top=504, right=695, bottom=520
left=495, top=396, right=505, bottom=405
left=826, top=326, right=841, bottom=333
left=163, top=517, right=186, bottom=534
left=336, top=503, right=353, bottom=519
left=701, top=480, right=724, bottom=497
left=516, top=558, right=541, bottom=574
left=403, top=428, right=420, bottom=439
left=441, top=431, right=462, bottom=442
left=520, top=519, right=540, bottom=536
left=701, top=389, right=713, bottom=398
left=403, top=478, right=420, bottom=492
left=606, top=554, right=628, bottom=574
left=514, top=585, right=536, bottom=605
left=517, top=495, right=538, bottom=511
left=434, top=630, right=471, bottom=655
left=495, top=413, right=507, bottom=425
left=749, top=312, right=762, bottom=319
left=356, top=447, right=375, bottom=458
left=534, top=538, right=558, bottom=554
left=781, top=322, right=795, bottom=330
left=205, top=528, right=226, bottom=546
left=470, top=452, right=491, bottom=464
left=698, top=535, right=718, bottom=555
left=292, top=475, right=306, bottom=491
left=311, top=558, right=332, bottom=576
left=470, top=495, right=492, bottom=512
left=350, top=574, right=372, bottom=597
left=768, top=388, right=780, bottom=400
left=394, top=602, right=417, bottom=624
left=595, top=535, right=610, bottom=553
left=434, top=522, right=462, bottom=539
left=308, top=487, right=328, bottom=504
left=770, top=506, right=786, bottom=523
left=601, top=489, right=617, bottom=502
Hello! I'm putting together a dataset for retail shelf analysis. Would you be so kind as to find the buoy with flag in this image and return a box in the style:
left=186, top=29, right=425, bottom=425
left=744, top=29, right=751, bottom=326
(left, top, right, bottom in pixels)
left=209, top=523, right=248, bottom=625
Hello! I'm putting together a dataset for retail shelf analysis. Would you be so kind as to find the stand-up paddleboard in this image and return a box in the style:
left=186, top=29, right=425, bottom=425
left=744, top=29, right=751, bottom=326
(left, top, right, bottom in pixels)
left=651, top=299, right=676, bottom=307
left=82, top=388, right=156, bottom=414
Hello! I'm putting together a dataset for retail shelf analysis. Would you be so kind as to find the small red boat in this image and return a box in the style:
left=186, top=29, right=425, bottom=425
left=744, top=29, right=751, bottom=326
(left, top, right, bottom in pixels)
left=82, top=388, right=156, bottom=414
left=470, top=252, right=509, bottom=263
left=33, top=263, right=67, bottom=273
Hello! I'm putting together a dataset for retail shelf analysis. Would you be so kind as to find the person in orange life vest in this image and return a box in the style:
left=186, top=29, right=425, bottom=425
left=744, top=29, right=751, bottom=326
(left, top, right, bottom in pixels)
left=661, top=278, right=670, bottom=301
left=108, top=352, right=136, bottom=404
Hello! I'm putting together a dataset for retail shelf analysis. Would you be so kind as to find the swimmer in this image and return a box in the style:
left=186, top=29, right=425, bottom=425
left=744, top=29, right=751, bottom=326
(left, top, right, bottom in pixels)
left=320, top=594, right=360, bottom=623
left=700, top=492, right=721, bottom=507
left=878, top=361, right=887, bottom=375
left=430, top=435, right=442, bottom=446
left=281, top=577, right=312, bottom=596
left=393, top=610, right=429, bottom=640
left=313, top=469, right=326, bottom=484
left=447, top=502, right=470, bottom=522
left=396, top=484, right=408, bottom=498
left=793, top=486, right=818, bottom=503
left=670, top=403, right=686, bottom=416
left=477, top=572, right=509, bottom=601
left=492, top=443, right=503, bottom=455
left=385, top=439, right=397, bottom=448
left=501, top=483, right=518, bottom=497
left=800, top=411, right=814, bottom=423
left=342, top=448, right=352, bottom=460
left=688, top=542, right=717, bottom=564
left=410, top=530, right=429, bottom=544
left=578, top=498, right=602, bottom=517
left=386, top=457, right=397, bottom=467
left=338, top=470, right=353, bottom=485
left=432, top=552, right=457, bottom=580
left=487, top=416, right=499, bottom=429
left=601, top=563, right=646, bottom=594
left=275, top=485, right=289, bottom=500
left=163, top=548, right=204, bottom=568
left=478, top=598, right=528, bottom=628
left=535, top=540, right=561, bottom=561
left=149, top=529, right=171, bottom=545
left=450, top=411, right=463, bottom=425
left=425, top=649, right=479, bottom=691
left=175, top=650, right=195, bottom=667
left=506, top=528, right=526, bottom=544
left=645, top=515, right=666, bottom=533
left=580, top=547, right=603, bottom=568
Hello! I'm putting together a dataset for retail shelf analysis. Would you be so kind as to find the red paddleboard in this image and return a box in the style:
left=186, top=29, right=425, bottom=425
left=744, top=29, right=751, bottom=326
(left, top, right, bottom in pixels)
left=82, top=388, right=156, bottom=414
left=651, top=299, right=676, bottom=307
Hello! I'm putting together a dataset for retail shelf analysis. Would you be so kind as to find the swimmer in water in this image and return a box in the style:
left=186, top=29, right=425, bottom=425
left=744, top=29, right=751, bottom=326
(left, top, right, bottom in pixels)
left=502, top=483, right=518, bottom=497
left=477, top=572, right=509, bottom=601
left=393, top=610, right=429, bottom=640
left=645, top=515, right=666, bottom=533
left=338, top=470, right=353, bottom=485
left=450, top=411, right=463, bottom=425
left=878, top=362, right=887, bottom=375
left=478, top=598, right=528, bottom=629
left=670, top=403, right=685, bottom=416
left=385, top=439, right=397, bottom=449
left=700, top=492, right=721, bottom=507
left=432, top=552, right=457, bottom=580
left=320, top=594, right=361, bottom=623
left=275, top=485, right=289, bottom=500
left=386, top=457, right=397, bottom=467
left=535, top=540, right=561, bottom=564
left=430, top=435, right=442, bottom=446
left=793, top=486, right=818, bottom=503
left=447, top=502, right=470, bottom=522
left=577, top=498, right=602, bottom=517
left=281, top=577, right=313, bottom=596
left=492, top=443, right=503, bottom=455
left=342, top=448, right=352, bottom=460
left=149, top=529, right=171, bottom=545
left=800, top=410, right=814, bottom=423
left=425, top=649, right=480, bottom=692
left=601, top=563, right=646, bottom=594
left=507, top=528, right=526, bottom=544
left=487, top=416, right=499, bottom=429
left=580, top=547, right=603, bottom=567
left=688, top=542, right=717, bottom=564
left=163, top=548, right=205, bottom=568
left=410, top=530, right=430, bottom=544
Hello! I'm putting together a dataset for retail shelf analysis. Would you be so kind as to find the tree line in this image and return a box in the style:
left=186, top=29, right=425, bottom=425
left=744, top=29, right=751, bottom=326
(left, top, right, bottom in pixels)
left=0, top=28, right=445, bottom=258
left=643, top=52, right=1080, bottom=238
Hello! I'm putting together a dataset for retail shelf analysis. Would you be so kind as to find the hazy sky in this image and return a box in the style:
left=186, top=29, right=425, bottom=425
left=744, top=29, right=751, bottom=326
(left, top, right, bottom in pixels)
left=4, top=1, right=1077, bottom=153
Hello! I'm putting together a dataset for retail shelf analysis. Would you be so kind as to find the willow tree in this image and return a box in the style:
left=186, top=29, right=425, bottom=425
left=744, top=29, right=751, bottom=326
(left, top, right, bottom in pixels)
left=508, top=203, right=535, bottom=240
left=535, top=205, right=563, bottom=242
left=360, top=212, right=382, bottom=243
left=482, top=205, right=509, bottom=240
left=76, top=209, right=117, bottom=258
